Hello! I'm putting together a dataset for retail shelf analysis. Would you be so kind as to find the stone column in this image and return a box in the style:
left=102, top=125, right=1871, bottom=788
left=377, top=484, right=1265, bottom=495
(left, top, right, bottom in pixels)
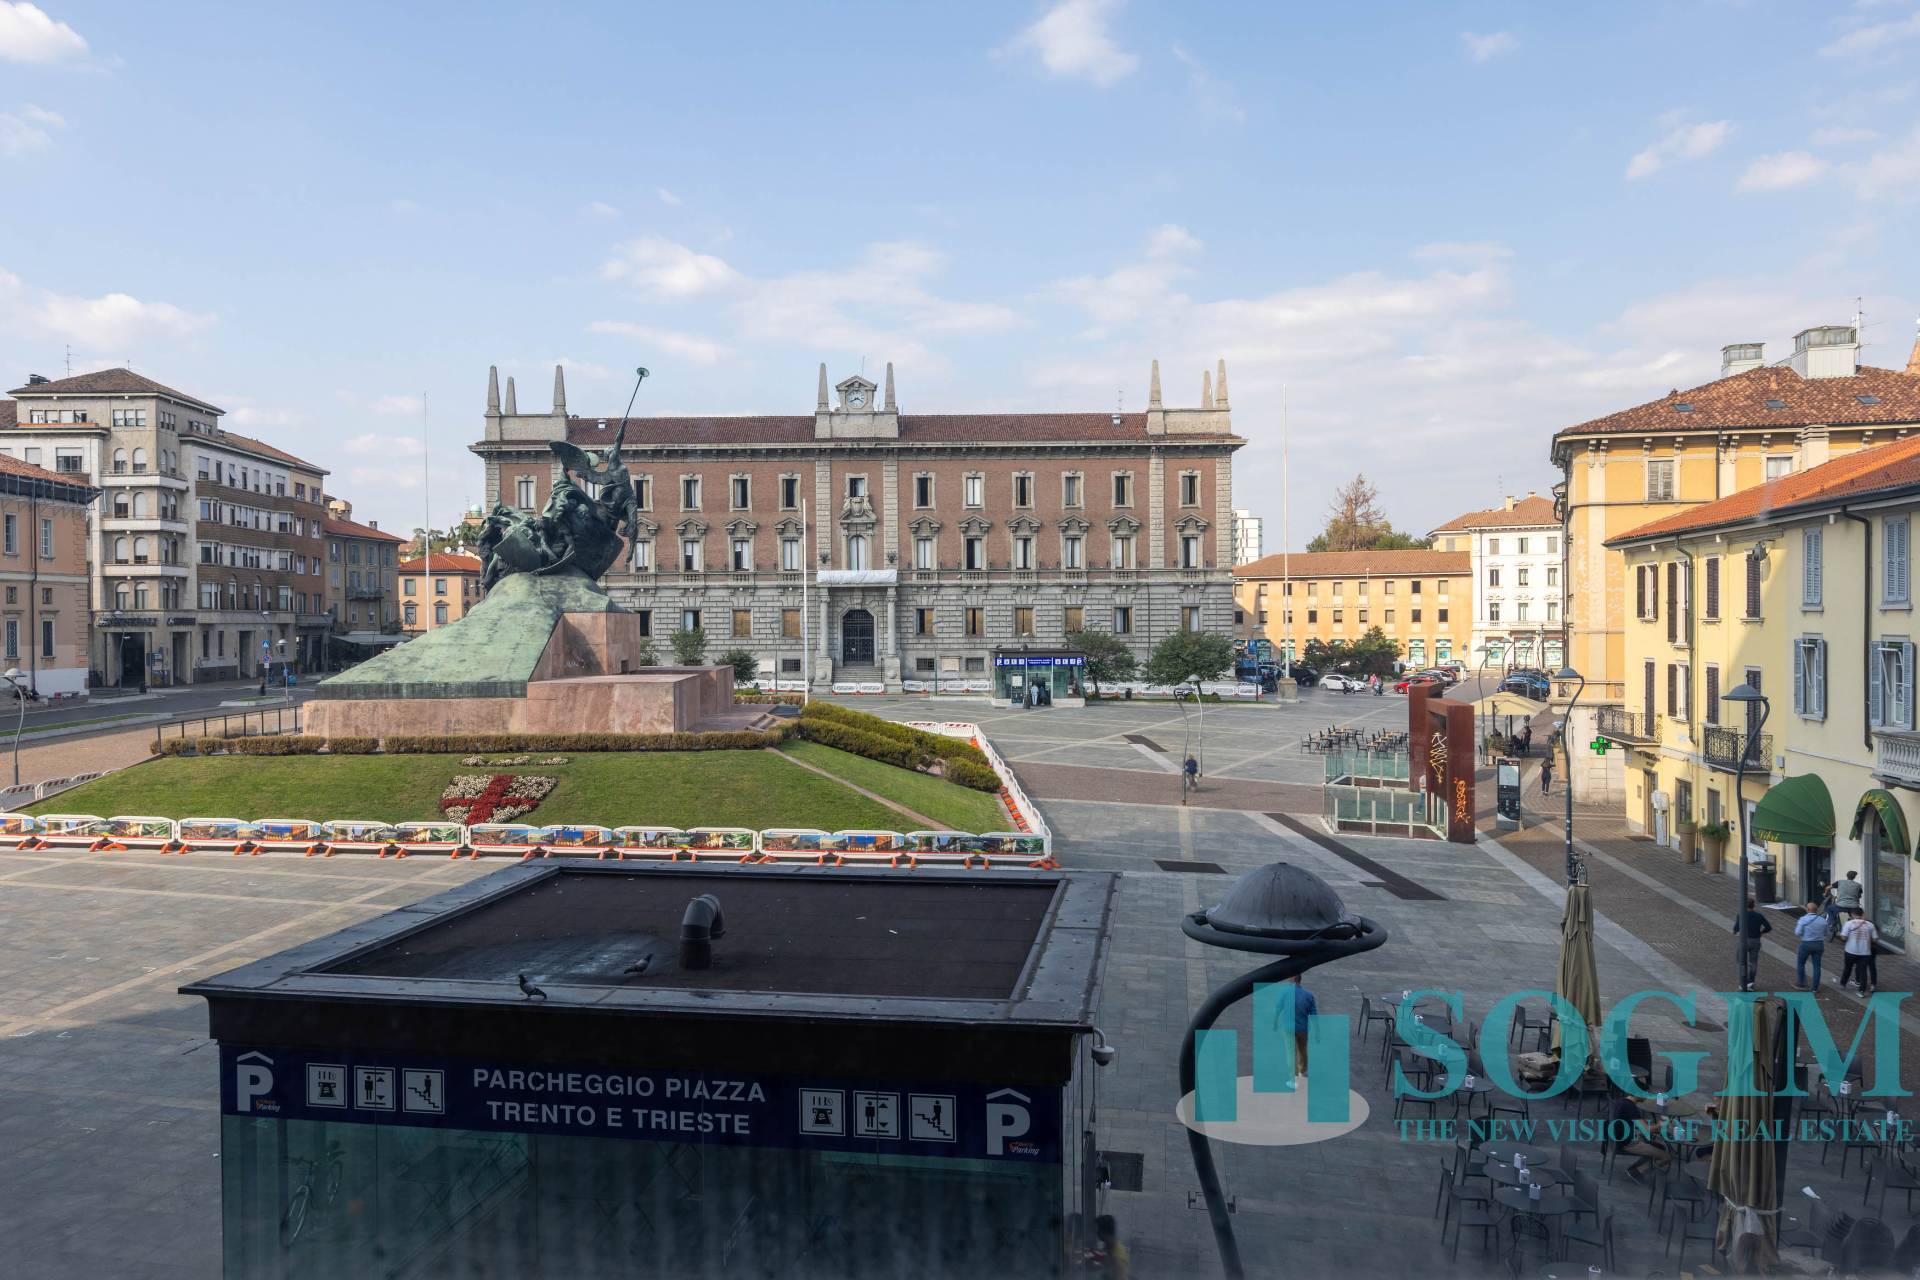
left=882, top=589, right=901, bottom=687
left=1148, top=452, right=1166, bottom=569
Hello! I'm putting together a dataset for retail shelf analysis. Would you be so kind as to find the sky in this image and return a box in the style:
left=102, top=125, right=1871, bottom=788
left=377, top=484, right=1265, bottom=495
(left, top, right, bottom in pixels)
left=1, top=0, right=1917, bottom=544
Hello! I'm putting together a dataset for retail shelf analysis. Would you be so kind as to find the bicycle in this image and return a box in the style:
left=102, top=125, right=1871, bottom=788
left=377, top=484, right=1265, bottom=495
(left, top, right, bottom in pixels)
left=281, top=1141, right=346, bottom=1247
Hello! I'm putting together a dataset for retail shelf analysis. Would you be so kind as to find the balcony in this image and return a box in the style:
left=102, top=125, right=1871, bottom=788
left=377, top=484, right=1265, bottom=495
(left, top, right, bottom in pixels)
left=1595, top=705, right=1658, bottom=743
left=1875, top=731, right=1920, bottom=789
left=1702, top=724, right=1771, bottom=772
left=346, top=584, right=385, bottom=601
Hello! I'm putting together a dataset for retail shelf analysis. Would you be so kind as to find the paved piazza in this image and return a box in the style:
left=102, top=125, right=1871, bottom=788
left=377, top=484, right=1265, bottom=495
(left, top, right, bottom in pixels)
left=0, top=688, right=1888, bottom=1277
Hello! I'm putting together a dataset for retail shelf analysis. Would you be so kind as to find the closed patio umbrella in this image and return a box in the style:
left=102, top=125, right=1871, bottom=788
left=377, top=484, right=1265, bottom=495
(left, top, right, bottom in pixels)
left=1552, top=883, right=1600, bottom=1065
left=1711, top=996, right=1784, bottom=1271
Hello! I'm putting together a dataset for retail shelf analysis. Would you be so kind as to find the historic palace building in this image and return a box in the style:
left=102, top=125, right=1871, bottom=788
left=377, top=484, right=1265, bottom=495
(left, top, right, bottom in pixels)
left=471, top=361, right=1244, bottom=688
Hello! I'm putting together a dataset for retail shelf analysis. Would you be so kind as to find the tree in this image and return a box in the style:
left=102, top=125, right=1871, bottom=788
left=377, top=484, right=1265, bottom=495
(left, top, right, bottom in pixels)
left=670, top=626, right=708, bottom=665
left=1305, top=528, right=1432, bottom=553
left=1067, top=628, right=1137, bottom=696
left=719, top=647, right=759, bottom=686
left=634, top=638, right=659, bottom=668
left=1143, top=631, right=1235, bottom=690
left=1306, top=474, right=1430, bottom=552
left=1303, top=626, right=1402, bottom=678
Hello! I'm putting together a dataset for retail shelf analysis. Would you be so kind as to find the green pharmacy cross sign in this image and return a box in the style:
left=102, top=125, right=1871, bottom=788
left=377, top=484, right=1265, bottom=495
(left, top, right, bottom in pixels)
left=1590, top=736, right=1612, bottom=755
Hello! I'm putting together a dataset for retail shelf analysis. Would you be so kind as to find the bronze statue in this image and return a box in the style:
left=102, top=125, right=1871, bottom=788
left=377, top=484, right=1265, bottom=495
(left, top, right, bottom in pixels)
left=477, top=425, right=638, bottom=590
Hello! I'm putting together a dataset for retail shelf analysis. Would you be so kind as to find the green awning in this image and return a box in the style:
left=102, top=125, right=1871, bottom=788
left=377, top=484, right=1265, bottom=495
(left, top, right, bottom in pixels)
left=1750, top=773, right=1836, bottom=847
left=1851, top=789, right=1912, bottom=860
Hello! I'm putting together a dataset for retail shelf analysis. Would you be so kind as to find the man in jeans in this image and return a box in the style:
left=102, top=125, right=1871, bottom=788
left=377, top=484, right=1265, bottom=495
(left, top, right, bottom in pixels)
left=1732, top=896, right=1772, bottom=991
left=1793, top=901, right=1831, bottom=989
left=1830, top=870, right=1865, bottom=941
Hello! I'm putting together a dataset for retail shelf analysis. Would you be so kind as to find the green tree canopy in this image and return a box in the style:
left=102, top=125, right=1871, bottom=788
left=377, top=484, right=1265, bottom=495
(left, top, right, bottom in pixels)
left=1066, top=628, right=1138, bottom=694
left=1143, top=631, right=1235, bottom=689
left=1302, top=626, right=1403, bottom=677
left=1307, top=474, right=1429, bottom=552
left=670, top=626, right=708, bottom=665
left=718, top=647, right=759, bottom=685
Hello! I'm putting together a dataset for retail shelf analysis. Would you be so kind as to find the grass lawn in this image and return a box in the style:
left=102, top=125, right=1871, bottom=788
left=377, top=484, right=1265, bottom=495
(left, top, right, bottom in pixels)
left=779, top=741, right=1010, bottom=833
left=23, top=750, right=917, bottom=831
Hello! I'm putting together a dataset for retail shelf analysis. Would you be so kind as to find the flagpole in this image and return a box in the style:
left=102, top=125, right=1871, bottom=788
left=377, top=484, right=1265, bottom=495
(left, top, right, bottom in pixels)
left=422, top=392, right=432, bottom=630
left=1281, top=383, right=1291, bottom=678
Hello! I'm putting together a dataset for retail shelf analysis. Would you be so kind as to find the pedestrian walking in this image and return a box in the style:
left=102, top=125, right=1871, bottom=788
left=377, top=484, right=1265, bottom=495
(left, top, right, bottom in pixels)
left=1830, top=870, right=1864, bottom=940
left=1288, top=974, right=1317, bottom=1079
left=1520, top=724, right=1533, bottom=757
left=1181, top=753, right=1199, bottom=804
left=1538, top=757, right=1554, bottom=795
left=1841, top=909, right=1880, bottom=994
left=1732, top=896, right=1771, bottom=991
left=1793, top=902, right=1830, bottom=989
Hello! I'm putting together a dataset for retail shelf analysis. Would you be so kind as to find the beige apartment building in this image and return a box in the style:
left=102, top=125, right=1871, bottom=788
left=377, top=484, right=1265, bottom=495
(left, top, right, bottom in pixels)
left=1553, top=326, right=1920, bottom=799
left=1233, top=549, right=1472, bottom=670
left=0, top=434, right=98, bottom=697
left=397, top=553, right=483, bottom=632
left=1430, top=493, right=1566, bottom=672
left=1, top=368, right=332, bottom=685
left=322, top=504, right=405, bottom=654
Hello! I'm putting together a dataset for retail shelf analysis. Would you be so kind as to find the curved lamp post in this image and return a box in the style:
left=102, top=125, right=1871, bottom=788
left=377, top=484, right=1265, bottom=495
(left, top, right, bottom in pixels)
left=1555, top=665, right=1585, bottom=884
left=1723, top=681, right=1772, bottom=988
left=1179, top=863, right=1387, bottom=1279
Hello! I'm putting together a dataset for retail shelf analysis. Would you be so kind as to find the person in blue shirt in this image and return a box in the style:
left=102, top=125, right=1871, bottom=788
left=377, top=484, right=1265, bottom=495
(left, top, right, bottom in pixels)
left=1291, top=975, right=1317, bottom=1077
left=1793, top=900, right=1831, bottom=989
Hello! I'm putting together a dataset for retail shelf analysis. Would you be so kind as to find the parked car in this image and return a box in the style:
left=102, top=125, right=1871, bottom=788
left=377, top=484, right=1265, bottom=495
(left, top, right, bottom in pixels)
left=1394, top=674, right=1442, bottom=694
left=1414, top=668, right=1457, bottom=688
left=1321, top=673, right=1368, bottom=693
left=1501, top=672, right=1552, bottom=699
left=1288, top=664, right=1320, bottom=688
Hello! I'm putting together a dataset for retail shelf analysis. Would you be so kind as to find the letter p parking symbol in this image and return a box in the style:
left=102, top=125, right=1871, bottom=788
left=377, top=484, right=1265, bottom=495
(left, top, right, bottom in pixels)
left=236, top=1050, right=274, bottom=1112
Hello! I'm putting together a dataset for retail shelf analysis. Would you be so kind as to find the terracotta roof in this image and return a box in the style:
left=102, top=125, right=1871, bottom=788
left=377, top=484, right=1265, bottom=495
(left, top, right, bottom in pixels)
left=214, top=427, right=325, bottom=474
left=1555, top=362, right=1920, bottom=443
left=0, top=451, right=94, bottom=493
left=1431, top=494, right=1557, bottom=532
left=1235, top=549, right=1471, bottom=578
left=6, top=367, right=223, bottom=415
left=398, top=553, right=482, bottom=573
left=1609, top=434, right=1920, bottom=544
left=561, top=412, right=1235, bottom=447
left=323, top=515, right=405, bottom=543
left=0, top=401, right=12, bottom=430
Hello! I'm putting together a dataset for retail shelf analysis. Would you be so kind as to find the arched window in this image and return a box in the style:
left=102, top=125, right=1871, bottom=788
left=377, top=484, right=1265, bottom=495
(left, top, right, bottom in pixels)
left=225, top=580, right=237, bottom=609
left=114, top=586, right=129, bottom=611
left=132, top=493, right=149, bottom=518
left=113, top=536, right=128, bottom=562
left=847, top=534, right=868, bottom=571
left=132, top=536, right=149, bottom=562
left=131, top=448, right=147, bottom=471
left=112, top=448, right=127, bottom=472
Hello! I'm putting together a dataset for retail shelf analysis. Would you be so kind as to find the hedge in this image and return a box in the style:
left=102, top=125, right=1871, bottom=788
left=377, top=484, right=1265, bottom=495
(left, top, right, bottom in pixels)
left=941, top=758, right=1003, bottom=793
left=798, top=702, right=990, bottom=768
left=794, top=719, right=930, bottom=772
left=156, top=726, right=794, bottom=757
left=326, top=737, right=380, bottom=755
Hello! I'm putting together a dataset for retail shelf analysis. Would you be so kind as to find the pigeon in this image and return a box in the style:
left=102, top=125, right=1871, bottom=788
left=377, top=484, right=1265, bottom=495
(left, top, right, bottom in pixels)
left=623, top=954, right=654, bottom=976
left=517, top=973, right=548, bottom=1001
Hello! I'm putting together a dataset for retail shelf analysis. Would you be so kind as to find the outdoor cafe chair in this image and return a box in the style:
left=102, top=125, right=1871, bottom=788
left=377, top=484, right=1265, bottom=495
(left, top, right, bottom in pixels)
left=1502, top=1213, right=1555, bottom=1274
left=1567, top=1167, right=1600, bottom=1225
left=1828, top=1112, right=1884, bottom=1177
left=1863, top=1150, right=1920, bottom=1217
left=1437, top=1158, right=1498, bottom=1259
left=1355, top=994, right=1394, bottom=1046
left=1433, top=1145, right=1489, bottom=1226
left=1508, top=1001, right=1551, bottom=1051
left=1556, top=1207, right=1615, bottom=1272
left=1649, top=1163, right=1713, bottom=1230
left=1667, top=1199, right=1723, bottom=1271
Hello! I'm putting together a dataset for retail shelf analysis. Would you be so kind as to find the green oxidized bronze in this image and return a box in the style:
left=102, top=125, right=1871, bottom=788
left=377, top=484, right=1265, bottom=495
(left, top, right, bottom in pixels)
left=477, top=427, right=637, bottom=591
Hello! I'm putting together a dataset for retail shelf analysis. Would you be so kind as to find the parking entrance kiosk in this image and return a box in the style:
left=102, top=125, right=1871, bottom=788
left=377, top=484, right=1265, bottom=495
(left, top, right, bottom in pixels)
left=991, top=647, right=1087, bottom=707
left=1495, top=756, right=1522, bottom=830
left=185, top=861, right=1115, bottom=1278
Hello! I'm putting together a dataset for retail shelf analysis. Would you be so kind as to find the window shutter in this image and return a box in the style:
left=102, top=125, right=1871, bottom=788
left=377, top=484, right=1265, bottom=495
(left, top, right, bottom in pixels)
left=1901, top=524, right=1912, bottom=602
left=1636, top=566, right=1647, bottom=619
left=1645, top=662, right=1656, bottom=720
left=1904, top=642, right=1916, bottom=730
left=1746, top=555, right=1762, bottom=618
left=1651, top=563, right=1660, bottom=618
left=1871, top=643, right=1886, bottom=728
left=1667, top=563, right=1678, bottom=643
left=1793, top=642, right=1806, bottom=716
left=1705, top=665, right=1720, bottom=723
left=1814, top=640, right=1827, bottom=720
left=1667, top=663, right=1677, bottom=717
left=1889, top=520, right=1911, bottom=602
left=1705, top=557, right=1719, bottom=618
left=1805, top=530, right=1822, bottom=606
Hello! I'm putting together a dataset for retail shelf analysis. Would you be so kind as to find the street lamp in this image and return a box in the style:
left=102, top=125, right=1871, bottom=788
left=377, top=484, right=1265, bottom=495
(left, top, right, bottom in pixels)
left=1554, top=666, right=1585, bottom=885
left=1179, top=863, right=1387, bottom=1279
left=1, top=667, right=26, bottom=787
left=1723, top=682, right=1772, bottom=990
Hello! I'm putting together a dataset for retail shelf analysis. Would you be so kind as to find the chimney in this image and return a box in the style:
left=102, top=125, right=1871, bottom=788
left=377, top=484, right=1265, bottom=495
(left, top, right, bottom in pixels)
left=1720, top=343, right=1765, bottom=377
left=1789, top=325, right=1860, bottom=380
left=1504, top=495, right=1517, bottom=511
left=1907, top=324, right=1920, bottom=376
left=25, top=374, right=48, bottom=385
left=368, top=520, right=378, bottom=530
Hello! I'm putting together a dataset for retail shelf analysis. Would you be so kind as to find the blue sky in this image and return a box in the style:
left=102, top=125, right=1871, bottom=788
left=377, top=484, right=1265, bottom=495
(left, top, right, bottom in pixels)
left=2, top=0, right=1917, bottom=542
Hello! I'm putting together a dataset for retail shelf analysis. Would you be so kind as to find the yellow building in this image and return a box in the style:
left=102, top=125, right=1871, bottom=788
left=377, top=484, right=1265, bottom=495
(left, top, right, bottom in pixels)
left=1233, top=549, right=1471, bottom=670
left=1609, top=434, right=1920, bottom=950
left=397, top=553, right=484, bottom=633
left=1554, top=325, right=1920, bottom=801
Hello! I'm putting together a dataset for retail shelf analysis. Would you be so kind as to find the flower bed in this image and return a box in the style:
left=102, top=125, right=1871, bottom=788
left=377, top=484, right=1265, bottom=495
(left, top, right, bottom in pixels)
left=439, top=773, right=557, bottom=824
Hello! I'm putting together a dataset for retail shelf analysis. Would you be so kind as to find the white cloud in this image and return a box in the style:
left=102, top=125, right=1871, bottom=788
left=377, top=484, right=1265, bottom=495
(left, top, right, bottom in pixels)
left=219, top=396, right=298, bottom=430
left=1170, top=44, right=1244, bottom=124
left=31, top=285, right=212, bottom=349
left=1002, top=0, right=1138, bottom=87
left=587, top=321, right=727, bottom=366
left=1145, top=224, right=1202, bottom=258
left=370, top=394, right=423, bottom=416
left=600, top=235, right=741, bottom=299
left=1461, top=30, right=1518, bottom=63
left=344, top=432, right=423, bottom=457
left=583, top=200, right=620, bottom=218
left=655, top=187, right=681, bottom=206
left=1821, top=8, right=1920, bottom=57
left=548, top=355, right=613, bottom=380
left=1811, top=126, right=1880, bottom=146
left=1626, top=115, right=1734, bottom=180
left=0, top=102, right=61, bottom=155
left=1737, top=150, right=1830, bottom=191
left=0, top=2, right=86, bottom=64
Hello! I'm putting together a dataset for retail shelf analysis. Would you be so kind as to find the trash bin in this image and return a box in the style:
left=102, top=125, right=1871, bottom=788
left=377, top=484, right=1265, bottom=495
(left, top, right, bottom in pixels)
left=1753, top=862, right=1778, bottom=902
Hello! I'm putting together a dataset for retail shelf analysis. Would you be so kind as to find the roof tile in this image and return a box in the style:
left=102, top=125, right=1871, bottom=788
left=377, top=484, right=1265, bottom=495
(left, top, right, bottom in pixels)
left=6, top=367, right=223, bottom=415
left=1235, top=548, right=1471, bottom=578
left=323, top=515, right=405, bottom=543
left=1555, top=362, right=1920, bottom=442
left=397, top=553, right=482, bottom=573
left=1432, top=494, right=1557, bottom=532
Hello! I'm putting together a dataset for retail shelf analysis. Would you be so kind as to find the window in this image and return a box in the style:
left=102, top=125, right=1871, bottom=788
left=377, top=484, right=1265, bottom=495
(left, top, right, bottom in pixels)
left=1410, top=608, right=1421, bottom=623
left=731, top=608, right=751, bottom=638
left=1180, top=473, right=1200, bottom=506
left=1333, top=610, right=1344, bottom=625
left=1646, top=458, right=1675, bottom=501
left=681, top=538, right=702, bottom=572
left=1636, top=564, right=1654, bottom=619
left=1062, top=474, right=1082, bottom=507
left=1517, top=537, right=1529, bottom=554
left=627, top=475, right=648, bottom=510
left=1015, top=607, right=1035, bottom=636
left=1307, top=609, right=1319, bottom=624
left=1887, top=517, right=1911, bottom=604
left=1112, top=473, right=1133, bottom=506
left=730, top=476, right=750, bottom=509
left=40, top=618, right=53, bottom=659
left=914, top=475, right=933, bottom=508
left=1667, top=561, right=1682, bottom=644
left=515, top=477, right=535, bottom=509
left=1437, top=608, right=1449, bottom=623
left=1745, top=551, right=1764, bottom=618
left=1516, top=567, right=1529, bottom=587
left=964, top=536, right=985, bottom=571
left=1358, top=609, right=1369, bottom=623
left=847, top=475, right=867, bottom=500
left=2, top=515, right=12, bottom=555
left=1410, top=580, right=1422, bottom=595
left=846, top=534, right=868, bottom=570
left=1182, top=605, right=1202, bottom=632
left=773, top=476, right=795, bottom=509
left=1112, top=606, right=1132, bottom=634
left=1703, top=557, right=1719, bottom=620
left=1487, top=568, right=1500, bottom=587
left=1113, top=534, right=1134, bottom=569
left=732, top=538, right=751, bottom=571
left=632, top=539, right=653, bottom=571
left=1013, top=473, right=1032, bottom=507
left=40, top=519, right=51, bottom=558
left=1488, top=602, right=1501, bottom=623
left=435, top=603, right=449, bottom=625
left=1871, top=639, right=1915, bottom=730
left=434, top=577, right=448, bottom=595
left=1803, top=528, right=1823, bottom=607
left=964, top=474, right=983, bottom=507
left=2, top=621, right=14, bottom=658
left=1705, top=665, right=1720, bottom=724
left=965, top=608, right=983, bottom=637
left=780, top=537, right=801, bottom=571
left=1517, top=602, right=1530, bottom=621
left=404, top=603, right=417, bottom=625
left=915, top=536, right=934, bottom=570
left=682, top=609, right=701, bottom=632
left=1180, top=535, right=1201, bottom=569
left=1547, top=601, right=1558, bottom=621
left=1488, top=538, right=1500, bottom=555
left=403, top=578, right=416, bottom=597
left=1063, top=535, right=1083, bottom=569
left=637, top=609, right=652, bottom=637
left=1666, top=663, right=1679, bottom=718
left=915, top=608, right=933, bottom=636
left=1794, top=637, right=1827, bottom=720
left=681, top=476, right=701, bottom=510
left=112, top=409, right=147, bottom=428
left=1013, top=536, right=1033, bottom=570
left=781, top=608, right=801, bottom=638
left=1765, top=456, right=1793, bottom=481
left=1064, top=605, right=1083, bottom=633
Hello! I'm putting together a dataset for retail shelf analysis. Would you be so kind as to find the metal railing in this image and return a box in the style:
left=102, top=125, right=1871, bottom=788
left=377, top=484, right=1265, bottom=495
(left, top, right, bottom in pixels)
left=1876, top=731, right=1920, bottom=787
left=152, top=705, right=302, bottom=751
left=1324, top=750, right=1411, bottom=784
left=1702, top=724, right=1770, bottom=771
left=1595, top=705, right=1658, bottom=742
left=1322, top=784, right=1445, bottom=838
